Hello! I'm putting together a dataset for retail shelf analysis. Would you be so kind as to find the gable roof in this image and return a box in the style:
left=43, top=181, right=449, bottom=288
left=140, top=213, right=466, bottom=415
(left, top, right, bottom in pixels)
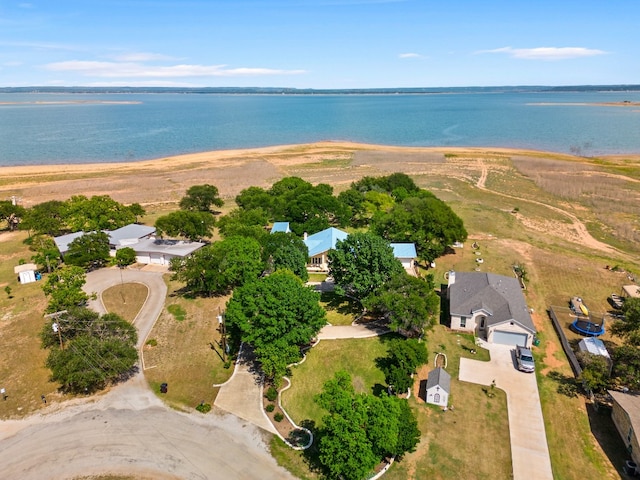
left=130, top=237, right=205, bottom=257
left=53, top=231, right=87, bottom=254
left=270, top=222, right=291, bottom=234
left=303, top=227, right=348, bottom=257
left=449, top=271, right=536, bottom=334
left=14, top=263, right=38, bottom=274
left=609, top=390, right=640, bottom=435
left=108, top=224, right=156, bottom=246
left=426, top=367, right=451, bottom=393
left=390, top=243, right=417, bottom=259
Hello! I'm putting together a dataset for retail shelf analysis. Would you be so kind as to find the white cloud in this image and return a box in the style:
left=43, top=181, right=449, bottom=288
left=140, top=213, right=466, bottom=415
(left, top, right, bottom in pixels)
left=399, top=53, right=423, bottom=59
left=111, top=52, right=181, bottom=62
left=476, top=46, right=607, bottom=60
left=43, top=60, right=306, bottom=78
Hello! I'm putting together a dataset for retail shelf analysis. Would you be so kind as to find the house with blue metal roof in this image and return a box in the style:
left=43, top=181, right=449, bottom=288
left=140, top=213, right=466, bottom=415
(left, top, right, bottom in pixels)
left=390, top=243, right=417, bottom=269
left=303, top=227, right=348, bottom=271
left=270, top=222, right=291, bottom=234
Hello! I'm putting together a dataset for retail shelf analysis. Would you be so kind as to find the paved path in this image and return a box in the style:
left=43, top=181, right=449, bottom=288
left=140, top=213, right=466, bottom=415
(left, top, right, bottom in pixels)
left=317, top=322, right=389, bottom=339
left=214, top=346, right=277, bottom=434
left=459, top=343, right=554, bottom=480
left=0, top=267, right=294, bottom=480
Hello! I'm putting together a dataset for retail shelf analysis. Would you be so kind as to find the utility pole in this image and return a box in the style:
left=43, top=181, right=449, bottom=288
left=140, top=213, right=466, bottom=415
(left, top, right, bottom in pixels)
left=217, top=307, right=227, bottom=363
left=45, top=310, right=68, bottom=350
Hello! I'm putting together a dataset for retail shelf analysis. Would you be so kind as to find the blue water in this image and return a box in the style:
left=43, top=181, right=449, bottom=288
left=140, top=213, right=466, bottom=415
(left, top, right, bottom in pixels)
left=1, top=91, right=640, bottom=166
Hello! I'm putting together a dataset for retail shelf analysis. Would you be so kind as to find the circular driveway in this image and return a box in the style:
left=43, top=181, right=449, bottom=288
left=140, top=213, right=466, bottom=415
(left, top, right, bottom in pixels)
left=0, top=267, right=294, bottom=480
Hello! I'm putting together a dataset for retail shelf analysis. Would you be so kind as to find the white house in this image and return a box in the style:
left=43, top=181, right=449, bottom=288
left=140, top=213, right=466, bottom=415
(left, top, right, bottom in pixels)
left=107, top=224, right=156, bottom=252
left=390, top=243, right=417, bottom=270
left=447, top=271, right=536, bottom=348
left=425, top=367, right=450, bottom=407
left=125, top=237, right=205, bottom=266
left=303, top=227, right=348, bottom=271
left=270, top=222, right=291, bottom=234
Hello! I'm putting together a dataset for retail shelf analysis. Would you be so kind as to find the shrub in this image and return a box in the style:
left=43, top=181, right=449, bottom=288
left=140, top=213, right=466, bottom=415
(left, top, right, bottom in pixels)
left=145, top=338, right=158, bottom=347
left=265, top=403, right=275, bottom=412
left=274, top=412, right=284, bottom=422
left=196, top=402, right=212, bottom=413
left=265, top=386, right=278, bottom=402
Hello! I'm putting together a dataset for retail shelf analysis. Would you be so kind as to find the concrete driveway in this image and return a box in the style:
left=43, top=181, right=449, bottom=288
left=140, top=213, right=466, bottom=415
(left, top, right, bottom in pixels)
left=459, top=343, right=554, bottom=480
left=0, top=266, right=294, bottom=479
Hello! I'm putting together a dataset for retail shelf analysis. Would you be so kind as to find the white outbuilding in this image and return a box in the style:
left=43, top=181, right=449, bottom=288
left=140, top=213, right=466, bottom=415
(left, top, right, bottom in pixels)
left=425, top=367, right=451, bottom=408
left=14, top=263, right=38, bottom=284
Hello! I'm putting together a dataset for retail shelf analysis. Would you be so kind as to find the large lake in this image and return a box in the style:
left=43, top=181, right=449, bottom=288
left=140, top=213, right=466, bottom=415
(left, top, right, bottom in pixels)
left=1, top=91, right=640, bottom=166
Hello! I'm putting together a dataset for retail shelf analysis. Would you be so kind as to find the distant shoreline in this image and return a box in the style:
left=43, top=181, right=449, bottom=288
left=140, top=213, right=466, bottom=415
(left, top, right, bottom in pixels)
left=530, top=101, right=640, bottom=107
left=0, top=100, right=142, bottom=105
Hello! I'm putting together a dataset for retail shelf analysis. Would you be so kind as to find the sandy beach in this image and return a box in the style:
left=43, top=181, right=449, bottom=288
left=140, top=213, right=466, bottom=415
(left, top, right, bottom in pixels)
left=0, top=141, right=617, bottom=208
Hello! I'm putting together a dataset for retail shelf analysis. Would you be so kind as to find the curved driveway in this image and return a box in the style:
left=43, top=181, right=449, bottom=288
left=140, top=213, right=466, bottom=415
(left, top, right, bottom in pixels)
left=0, top=267, right=294, bottom=480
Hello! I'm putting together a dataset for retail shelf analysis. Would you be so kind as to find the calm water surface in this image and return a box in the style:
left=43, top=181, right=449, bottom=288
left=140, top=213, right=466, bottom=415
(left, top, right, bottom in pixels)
left=1, top=92, right=640, bottom=166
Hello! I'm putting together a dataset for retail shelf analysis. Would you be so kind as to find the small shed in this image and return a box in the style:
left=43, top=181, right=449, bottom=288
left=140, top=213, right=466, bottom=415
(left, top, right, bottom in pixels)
left=425, top=367, right=451, bottom=407
left=270, top=222, right=291, bottom=234
left=390, top=243, right=417, bottom=269
left=14, top=263, right=38, bottom=284
left=578, top=337, right=611, bottom=361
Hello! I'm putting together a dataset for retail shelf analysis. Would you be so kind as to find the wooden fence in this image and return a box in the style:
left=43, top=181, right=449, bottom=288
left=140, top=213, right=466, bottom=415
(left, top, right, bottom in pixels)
left=548, top=306, right=582, bottom=377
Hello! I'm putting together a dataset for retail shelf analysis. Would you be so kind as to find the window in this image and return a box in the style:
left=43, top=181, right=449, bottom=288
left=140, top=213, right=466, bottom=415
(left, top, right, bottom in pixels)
left=311, top=257, right=322, bottom=265
left=434, top=393, right=440, bottom=403
left=460, top=317, right=466, bottom=328
left=480, top=316, right=486, bottom=329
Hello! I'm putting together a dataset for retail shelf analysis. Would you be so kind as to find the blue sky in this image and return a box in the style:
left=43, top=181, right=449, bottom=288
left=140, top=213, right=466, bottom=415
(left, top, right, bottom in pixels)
left=0, top=0, right=638, bottom=88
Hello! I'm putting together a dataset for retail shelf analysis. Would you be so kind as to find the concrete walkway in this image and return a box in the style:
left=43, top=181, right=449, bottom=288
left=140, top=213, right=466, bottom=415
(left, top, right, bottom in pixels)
left=214, top=346, right=277, bottom=434
left=459, top=342, right=554, bottom=480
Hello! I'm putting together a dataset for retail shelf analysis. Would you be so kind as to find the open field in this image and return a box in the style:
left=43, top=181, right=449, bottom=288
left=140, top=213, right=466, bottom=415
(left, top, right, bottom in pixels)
left=1, top=142, right=639, bottom=478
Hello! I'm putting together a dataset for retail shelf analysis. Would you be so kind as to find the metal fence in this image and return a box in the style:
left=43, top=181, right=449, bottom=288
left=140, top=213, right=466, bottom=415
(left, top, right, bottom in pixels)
left=548, top=306, right=582, bottom=377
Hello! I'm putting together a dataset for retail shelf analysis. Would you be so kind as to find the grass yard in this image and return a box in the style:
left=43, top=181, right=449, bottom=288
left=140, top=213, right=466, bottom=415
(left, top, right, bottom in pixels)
left=143, top=278, right=232, bottom=411
left=101, top=283, right=149, bottom=323
left=319, top=291, right=360, bottom=326
left=282, top=335, right=393, bottom=426
left=0, top=231, right=64, bottom=419
left=383, top=325, right=510, bottom=480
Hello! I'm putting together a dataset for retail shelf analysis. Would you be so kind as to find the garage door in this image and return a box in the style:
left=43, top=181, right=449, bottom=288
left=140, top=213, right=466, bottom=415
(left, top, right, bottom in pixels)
left=492, top=330, right=528, bottom=347
left=149, top=253, right=164, bottom=265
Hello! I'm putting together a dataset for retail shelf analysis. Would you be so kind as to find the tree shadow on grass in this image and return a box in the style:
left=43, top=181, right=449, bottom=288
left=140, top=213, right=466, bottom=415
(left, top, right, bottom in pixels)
left=320, top=291, right=362, bottom=317
left=585, top=401, right=629, bottom=476
left=546, top=370, right=580, bottom=398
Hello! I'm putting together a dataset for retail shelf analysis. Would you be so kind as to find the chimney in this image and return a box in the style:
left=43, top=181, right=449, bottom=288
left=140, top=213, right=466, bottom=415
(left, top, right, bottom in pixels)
left=303, top=232, right=308, bottom=241
left=448, top=270, right=456, bottom=287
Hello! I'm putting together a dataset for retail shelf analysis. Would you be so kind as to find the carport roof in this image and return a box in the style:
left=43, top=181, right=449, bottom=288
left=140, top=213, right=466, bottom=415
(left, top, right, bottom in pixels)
left=449, top=271, right=536, bottom=334
left=131, top=238, right=205, bottom=257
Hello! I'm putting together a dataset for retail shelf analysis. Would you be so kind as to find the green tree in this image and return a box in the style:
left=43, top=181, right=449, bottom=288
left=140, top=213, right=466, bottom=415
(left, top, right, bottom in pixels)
left=64, top=195, right=137, bottom=231
left=128, top=203, right=146, bottom=222
left=217, top=207, right=269, bottom=240
left=225, top=270, right=326, bottom=382
left=155, top=210, right=215, bottom=241
left=64, top=232, right=110, bottom=269
left=115, top=247, right=137, bottom=267
left=611, top=297, right=640, bottom=345
left=612, top=345, right=640, bottom=389
left=372, top=191, right=467, bottom=263
left=170, top=236, right=264, bottom=295
left=21, top=200, right=67, bottom=236
left=179, top=184, right=224, bottom=212
left=42, top=265, right=89, bottom=313
left=314, top=371, right=420, bottom=479
left=328, top=232, right=403, bottom=300
left=262, top=232, right=309, bottom=281
left=0, top=200, right=25, bottom=231
left=29, top=234, right=61, bottom=272
left=364, top=273, right=439, bottom=336
left=577, top=351, right=610, bottom=393
left=377, top=338, right=428, bottom=393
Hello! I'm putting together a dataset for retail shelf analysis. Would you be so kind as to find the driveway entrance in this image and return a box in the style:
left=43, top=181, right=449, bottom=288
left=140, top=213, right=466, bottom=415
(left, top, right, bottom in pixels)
left=459, top=342, right=553, bottom=480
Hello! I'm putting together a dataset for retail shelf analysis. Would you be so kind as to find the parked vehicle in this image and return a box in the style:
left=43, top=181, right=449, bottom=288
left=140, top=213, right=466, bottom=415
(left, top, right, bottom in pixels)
left=610, top=293, right=625, bottom=310
left=516, top=345, right=535, bottom=373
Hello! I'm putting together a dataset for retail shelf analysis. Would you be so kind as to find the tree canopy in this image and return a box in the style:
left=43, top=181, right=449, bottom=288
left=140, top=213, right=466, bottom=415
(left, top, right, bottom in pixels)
left=328, top=232, right=403, bottom=300
left=0, top=200, right=25, bottom=231
left=225, top=270, right=326, bottom=381
left=377, top=338, right=428, bottom=393
left=170, top=236, right=264, bottom=295
left=314, top=371, right=420, bottom=480
left=42, top=265, right=89, bottom=313
left=41, top=308, right=138, bottom=393
left=64, top=232, right=110, bottom=269
left=364, top=273, right=439, bottom=336
left=262, top=232, right=309, bottom=281
left=179, top=184, right=224, bottom=212
left=611, top=298, right=640, bottom=345
left=154, top=210, right=215, bottom=241
left=371, top=191, right=467, bottom=262
left=64, top=195, right=140, bottom=232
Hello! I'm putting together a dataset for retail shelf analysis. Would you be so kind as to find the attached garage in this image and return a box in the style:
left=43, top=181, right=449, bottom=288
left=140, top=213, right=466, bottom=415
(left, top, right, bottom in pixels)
left=492, top=330, right=528, bottom=347
left=149, top=253, right=165, bottom=265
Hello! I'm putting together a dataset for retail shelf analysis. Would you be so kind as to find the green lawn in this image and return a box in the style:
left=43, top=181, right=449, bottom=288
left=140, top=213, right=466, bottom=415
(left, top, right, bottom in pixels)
left=319, top=291, right=360, bottom=326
